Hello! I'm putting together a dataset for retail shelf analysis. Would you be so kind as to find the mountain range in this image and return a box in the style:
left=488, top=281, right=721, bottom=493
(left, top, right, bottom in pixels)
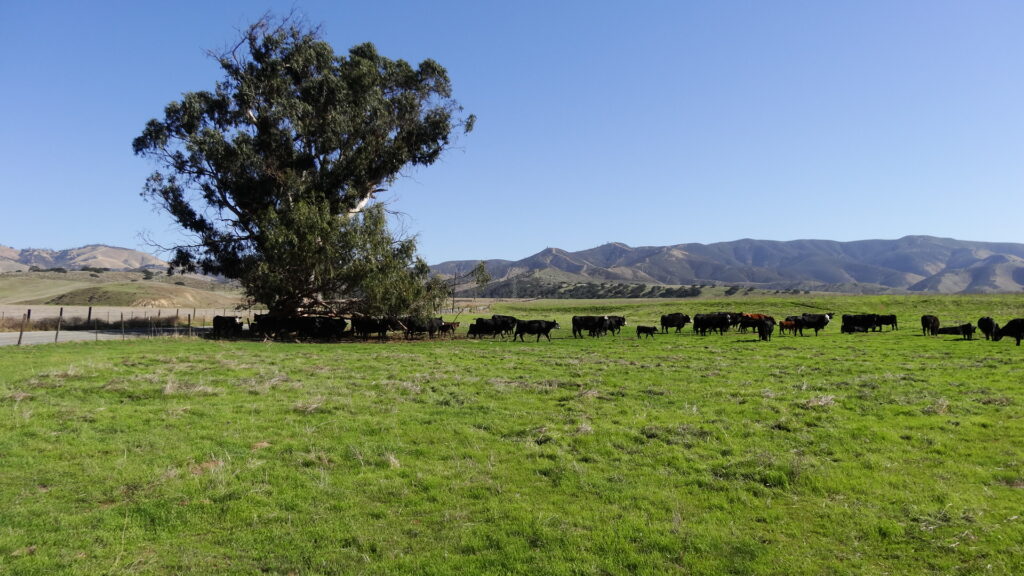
left=0, top=244, right=168, bottom=273
left=431, top=236, right=1024, bottom=294
left=6, top=236, right=1024, bottom=294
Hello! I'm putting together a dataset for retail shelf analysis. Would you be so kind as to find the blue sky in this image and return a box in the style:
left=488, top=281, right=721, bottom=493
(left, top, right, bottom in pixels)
left=2, top=1, right=1022, bottom=264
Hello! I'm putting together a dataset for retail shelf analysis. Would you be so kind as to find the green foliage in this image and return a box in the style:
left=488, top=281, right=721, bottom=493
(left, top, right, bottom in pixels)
left=133, top=14, right=472, bottom=317
left=2, top=294, right=1024, bottom=574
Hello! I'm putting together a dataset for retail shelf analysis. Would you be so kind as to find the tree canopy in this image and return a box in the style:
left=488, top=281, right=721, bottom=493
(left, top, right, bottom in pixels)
left=133, top=14, right=473, bottom=317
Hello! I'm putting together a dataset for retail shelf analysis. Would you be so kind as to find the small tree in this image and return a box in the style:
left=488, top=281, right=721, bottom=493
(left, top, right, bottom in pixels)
left=133, top=14, right=473, bottom=317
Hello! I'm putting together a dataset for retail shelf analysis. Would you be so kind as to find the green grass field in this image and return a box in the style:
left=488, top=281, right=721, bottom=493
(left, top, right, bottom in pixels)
left=2, top=295, right=1023, bottom=574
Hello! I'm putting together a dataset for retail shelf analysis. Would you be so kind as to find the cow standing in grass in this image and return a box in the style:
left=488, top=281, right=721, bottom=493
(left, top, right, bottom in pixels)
left=921, top=315, right=940, bottom=336
left=636, top=326, right=658, bottom=339
left=978, top=317, right=996, bottom=340
left=660, top=313, right=690, bottom=333
left=993, top=319, right=1024, bottom=346
left=513, top=320, right=560, bottom=342
left=212, top=315, right=244, bottom=338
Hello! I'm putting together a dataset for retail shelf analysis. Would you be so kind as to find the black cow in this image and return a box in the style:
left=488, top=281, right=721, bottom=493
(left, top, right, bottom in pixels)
left=738, top=314, right=774, bottom=333
left=789, top=313, right=832, bottom=336
left=212, top=315, right=244, bottom=338
left=993, top=319, right=1024, bottom=346
left=876, top=314, right=898, bottom=331
left=636, top=325, right=658, bottom=339
left=921, top=315, right=940, bottom=336
left=351, top=316, right=403, bottom=340
left=491, top=315, right=519, bottom=337
left=978, top=317, right=996, bottom=340
left=572, top=315, right=609, bottom=338
left=606, top=316, right=627, bottom=335
left=250, top=315, right=346, bottom=339
left=468, top=318, right=502, bottom=339
left=842, top=314, right=879, bottom=334
left=660, top=313, right=691, bottom=333
left=756, top=317, right=775, bottom=341
left=937, top=323, right=976, bottom=340
left=513, top=319, right=560, bottom=342
left=693, top=313, right=731, bottom=336
left=401, top=316, right=444, bottom=339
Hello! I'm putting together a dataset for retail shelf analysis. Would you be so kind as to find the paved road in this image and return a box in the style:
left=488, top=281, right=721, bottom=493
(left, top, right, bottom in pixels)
left=0, top=328, right=210, bottom=347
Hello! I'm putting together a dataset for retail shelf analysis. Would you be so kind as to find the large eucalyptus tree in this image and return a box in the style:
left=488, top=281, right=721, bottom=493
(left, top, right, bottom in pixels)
left=133, top=14, right=473, bottom=317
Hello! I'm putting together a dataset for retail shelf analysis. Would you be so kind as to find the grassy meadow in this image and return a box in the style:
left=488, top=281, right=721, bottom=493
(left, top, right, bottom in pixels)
left=2, top=294, right=1023, bottom=574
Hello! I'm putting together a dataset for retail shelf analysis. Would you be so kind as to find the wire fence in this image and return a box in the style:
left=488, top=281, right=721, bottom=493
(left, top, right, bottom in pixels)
left=0, top=305, right=268, bottom=345
left=0, top=301, right=507, bottom=346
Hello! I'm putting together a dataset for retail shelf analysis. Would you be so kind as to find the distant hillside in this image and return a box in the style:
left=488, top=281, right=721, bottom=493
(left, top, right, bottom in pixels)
left=432, top=236, right=1024, bottom=295
left=0, top=244, right=167, bottom=273
left=0, top=269, right=242, bottom=308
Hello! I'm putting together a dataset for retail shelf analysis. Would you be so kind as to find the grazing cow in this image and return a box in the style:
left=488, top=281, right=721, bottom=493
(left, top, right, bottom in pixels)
left=842, top=314, right=879, bottom=334
left=212, top=315, right=244, bottom=338
left=876, top=314, right=898, bottom=331
left=993, top=318, right=1024, bottom=346
left=572, top=315, right=610, bottom=338
left=489, top=315, right=519, bottom=337
left=978, top=317, right=996, bottom=340
left=636, top=325, right=658, bottom=339
left=513, top=319, right=560, bottom=342
left=660, top=313, right=691, bottom=333
left=693, top=313, right=732, bottom=336
left=790, top=313, right=832, bottom=336
left=937, top=323, right=976, bottom=340
left=468, top=318, right=502, bottom=339
left=401, top=316, right=444, bottom=339
left=921, top=315, right=940, bottom=336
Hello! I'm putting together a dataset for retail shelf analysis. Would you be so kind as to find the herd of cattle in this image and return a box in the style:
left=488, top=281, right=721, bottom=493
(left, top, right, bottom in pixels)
left=209, top=311, right=1024, bottom=345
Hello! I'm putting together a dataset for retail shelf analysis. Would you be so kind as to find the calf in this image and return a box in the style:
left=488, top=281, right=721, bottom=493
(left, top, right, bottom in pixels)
left=636, top=325, right=658, bottom=339
left=513, top=319, right=560, bottom=342
left=993, top=318, right=1024, bottom=346
left=778, top=319, right=798, bottom=336
left=439, top=321, right=460, bottom=338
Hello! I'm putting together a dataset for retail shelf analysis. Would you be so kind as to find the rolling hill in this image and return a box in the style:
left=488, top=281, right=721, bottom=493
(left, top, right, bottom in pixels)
left=432, top=236, right=1024, bottom=295
left=0, top=244, right=167, bottom=273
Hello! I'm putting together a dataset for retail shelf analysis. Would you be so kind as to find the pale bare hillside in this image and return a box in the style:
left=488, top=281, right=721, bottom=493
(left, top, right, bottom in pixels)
left=0, top=270, right=242, bottom=308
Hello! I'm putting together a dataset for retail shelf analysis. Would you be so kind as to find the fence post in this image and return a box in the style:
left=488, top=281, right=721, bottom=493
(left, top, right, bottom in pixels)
left=17, top=313, right=27, bottom=346
left=187, top=313, right=192, bottom=338
left=55, top=307, right=64, bottom=343
left=121, top=313, right=125, bottom=340
left=87, top=306, right=93, bottom=326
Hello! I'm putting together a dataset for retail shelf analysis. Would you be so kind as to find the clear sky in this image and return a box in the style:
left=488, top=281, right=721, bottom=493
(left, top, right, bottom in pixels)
left=2, top=1, right=1022, bottom=264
